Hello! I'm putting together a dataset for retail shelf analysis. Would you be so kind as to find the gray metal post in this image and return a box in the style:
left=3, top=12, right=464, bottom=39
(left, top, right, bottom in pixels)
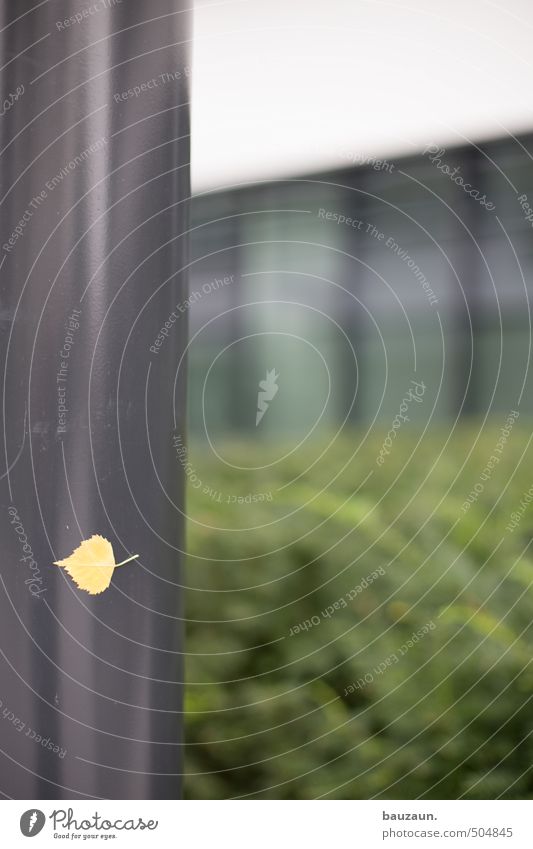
left=0, top=1, right=190, bottom=799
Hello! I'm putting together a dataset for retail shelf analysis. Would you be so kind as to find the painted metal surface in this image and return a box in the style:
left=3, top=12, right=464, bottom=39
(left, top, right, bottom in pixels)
left=0, top=1, right=190, bottom=799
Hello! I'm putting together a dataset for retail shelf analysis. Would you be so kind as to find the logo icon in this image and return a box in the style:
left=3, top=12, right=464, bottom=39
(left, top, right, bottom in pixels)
left=256, top=368, right=279, bottom=426
left=20, top=809, right=46, bottom=837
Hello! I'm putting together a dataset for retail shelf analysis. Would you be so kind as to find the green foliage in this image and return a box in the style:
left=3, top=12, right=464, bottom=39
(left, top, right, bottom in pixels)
left=184, top=423, right=533, bottom=798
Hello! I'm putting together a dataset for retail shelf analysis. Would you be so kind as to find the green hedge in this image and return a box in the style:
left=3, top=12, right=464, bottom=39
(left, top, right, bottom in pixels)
left=184, top=423, right=533, bottom=799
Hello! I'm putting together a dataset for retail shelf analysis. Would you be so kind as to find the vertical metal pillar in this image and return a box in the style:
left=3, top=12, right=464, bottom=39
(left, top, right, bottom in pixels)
left=0, top=1, right=190, bottom=798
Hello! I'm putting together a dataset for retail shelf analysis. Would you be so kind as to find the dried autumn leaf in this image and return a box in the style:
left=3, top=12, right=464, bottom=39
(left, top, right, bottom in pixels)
left=54, top=534, right=138, bottom=595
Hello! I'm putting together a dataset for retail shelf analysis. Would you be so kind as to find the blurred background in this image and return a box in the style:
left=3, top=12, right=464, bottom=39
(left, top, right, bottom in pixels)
left=184, top=0, right=533, bottom=798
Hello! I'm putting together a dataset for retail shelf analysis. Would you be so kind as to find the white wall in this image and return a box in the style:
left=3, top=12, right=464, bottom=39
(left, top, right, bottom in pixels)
left=192, top=0, right=533, bottom=190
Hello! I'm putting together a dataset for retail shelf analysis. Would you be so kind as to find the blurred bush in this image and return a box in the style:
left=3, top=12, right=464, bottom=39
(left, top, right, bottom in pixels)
left=184, top=424, right=533, bottom=799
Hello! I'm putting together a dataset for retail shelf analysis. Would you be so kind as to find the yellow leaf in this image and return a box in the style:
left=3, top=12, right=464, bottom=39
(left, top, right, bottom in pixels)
left=54, top=535, right=138, bottom=595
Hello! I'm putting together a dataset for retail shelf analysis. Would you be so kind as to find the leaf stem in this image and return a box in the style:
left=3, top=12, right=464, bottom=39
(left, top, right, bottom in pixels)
left=115, top=554, right=139, bottom=568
